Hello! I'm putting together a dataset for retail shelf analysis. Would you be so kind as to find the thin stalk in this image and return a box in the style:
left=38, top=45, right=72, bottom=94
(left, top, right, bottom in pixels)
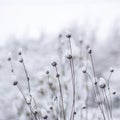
left=85, top=81, right=88, bottom=120
left=68, top=37, right=76, bottom=120
left=86, top=72, right=106, bottom=120
left=102, top=89, right=110, bottom=120
left=55, top=66, right=66, bottom=120
left=69, top=59, right=75, bottom=120
left=107, top=72, right=113, bottom=120
left=33, top=97, right=41, bottom=120
left=17, top=84, right=37, bottom=120
left=104, top=88, right=112, bottom=120
left=20, top=56, right=31, bottom=95
left=19, top=55, right=33, bottom=106
left=89, top=53, right=106, bottom=119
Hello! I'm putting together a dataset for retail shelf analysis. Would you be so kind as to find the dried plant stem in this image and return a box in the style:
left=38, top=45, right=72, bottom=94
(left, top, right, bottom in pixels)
left=20, top=56, right=41, bottom=120
left=104, top=89, right=112, bottom=120
left=85, top=79, right=89, bottom=120
left=17, top=84, right=36, bottom=120
left=107, top=72, right=113, bottom=120
left=33, top=97, right=41, bottom=120
left=102, top=89, right=111, bottom=120
left=69, top=59, right=75, bottom=120
left=89, top=53, right=106, bottom=119
left=55, top=66, right=66, bottom=120
left=9, top=59, right=39, bottom=120
left=20, top=55, right=31, bottom=101
left=86, top=72, right=106, bottom=120
left=68, top=38, right=76, bottom=120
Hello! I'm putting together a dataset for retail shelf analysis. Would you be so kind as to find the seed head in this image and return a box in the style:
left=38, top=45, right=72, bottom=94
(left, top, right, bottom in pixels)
left=56, top=73, right=60, bottom=78
left=13, top=81, right=18, bottom=86
left=18, top=48, right=22, bottom=55
left=8, top=57, right=11, bottom=61
left=94, top=81, right=97, bottom=85
left=40, top=108, right=48, bottom=119
left=88, top=48, right=92, bottom=54
left=51, top=62, right=57, bottom=67
left=46, top=70, right=49, bottom=75
left=110, top=67, right=114, bottom=73
left=49, top=106, right=53, bottom=110
left=8, top=52, right=12, bottom=61
left=113, top=91, right=116, bottom=95
left=82, top=66, right=86, bottom=73
left=34, top=109, right=38, bottom=115
left=19, top=57, right=23, bottom=63
left=66, top=54, right=72, bottom=59
left=66, top=33, right=71, bottom=38
left=43, top=116, right=48, bottom=119
left=82, top=106, right=86, bottom=109
left=74, top=111, right=76, bottom=115
left=99, top=77, right=106, bottom=89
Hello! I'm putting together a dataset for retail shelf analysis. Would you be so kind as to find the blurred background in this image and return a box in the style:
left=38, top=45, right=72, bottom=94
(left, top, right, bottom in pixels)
left=0, top=0, right=120, bottom=120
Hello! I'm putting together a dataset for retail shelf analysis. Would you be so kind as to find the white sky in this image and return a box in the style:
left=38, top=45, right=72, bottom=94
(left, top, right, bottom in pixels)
left=0, top=0, right=120, bottom=45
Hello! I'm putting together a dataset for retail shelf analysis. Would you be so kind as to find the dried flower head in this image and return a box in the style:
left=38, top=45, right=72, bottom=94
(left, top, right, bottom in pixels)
left=66, top=54, right=72, bottom=59
left=66, top=33, right=71, bottom=38
left=99, top=77, right=106, bottom=89
left=40, top=108, right=48, bottom=119
left=19, top=57, right=23, bottom=63
left=113, top=91, right=116, bottom=95
left=8, top=57, right=11, bottom=61
left=46, top=70, right=49, bottom=75
left=18, top=48, right=22, bottom=55
left=56, top=73, right=60, bottom=78
left=8, top=52, right=12, bottom=61
left=49, top=106, right=53, bottom=110
left=82, top=66, right=87, bottom=73
left=13, top=81, right=18, bottom=86
left=33, top=109, right=38, bottom=115
left=51, top=62, right=57, bottom=67
left=82, top=106, right=86, bottom=109
left=110, top=67, right=114, bottom=73
left=74, top=111, right=76, bottom=115
left=88, top=48, right=92, bottom=54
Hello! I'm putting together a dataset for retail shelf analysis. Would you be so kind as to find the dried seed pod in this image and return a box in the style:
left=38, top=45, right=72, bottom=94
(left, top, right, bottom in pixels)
left=99, top=77, right=106, bottom=89
left=18, top=48, right=22, bottom=55
left=110, top=67, right=114, bottom=73
left=8, top=57, right=11, bottom=61
left=19, top=57, right=23, bottom=63
left=66, top=33, right=71, bottom=38
left=51, top=62, right=57, bottom=67
left=49, top=106, right=53, bottom=110
left=82, top=66, right=86, bottom=73
left=88, top=48, right=92, bottom=54
left=74, top=111, right=76, bottom=115
left=113, top=91, right=116, bottom=95
left=33, top=109, right=38, bottom=115
left=46, top=70, right=49, bottom=75
left=13, top=81, right=18, bottom=86
left=56, top=73, right=60, bottom=78
left=40, top=108, right=48, bottom=119
left=66, top=54, right=72, bottom=59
